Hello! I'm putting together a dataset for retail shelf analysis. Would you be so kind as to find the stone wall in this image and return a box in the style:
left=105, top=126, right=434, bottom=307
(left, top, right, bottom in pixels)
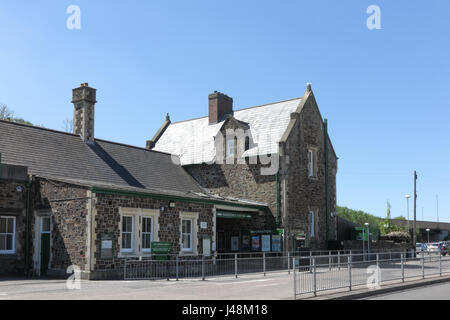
left=91, top=192, right=216, bottom=279
left=281, top=92, right=338, bottom=251
left=342, top=240, right=411, bottom=252
left=0, top=170, right=29, bottom=276
left=35, top=179, right=89, bottom=275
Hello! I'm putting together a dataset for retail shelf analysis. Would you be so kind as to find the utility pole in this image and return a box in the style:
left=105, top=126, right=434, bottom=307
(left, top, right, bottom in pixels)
left=413, top=171, right=417, bottom=248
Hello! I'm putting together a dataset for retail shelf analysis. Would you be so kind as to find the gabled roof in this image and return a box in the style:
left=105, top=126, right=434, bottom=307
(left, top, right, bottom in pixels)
left=0, top=120, right=203, bottom=194
left=153, top=98, right=302, bottom=165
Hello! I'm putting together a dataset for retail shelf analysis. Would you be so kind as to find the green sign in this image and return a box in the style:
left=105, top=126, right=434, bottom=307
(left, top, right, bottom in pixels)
left=355, top=227, right=369, bottom=241
left=151, top=242, right=172, bottom=260
left=216, top=211, right=252, bottom=219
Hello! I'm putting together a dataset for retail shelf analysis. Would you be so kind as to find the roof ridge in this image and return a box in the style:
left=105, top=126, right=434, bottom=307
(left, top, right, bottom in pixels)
left=169, top=96, right=302, bottom=125
left=94, top=138, right=175, bottom=157
left=0, top=119, right=79, bottom=137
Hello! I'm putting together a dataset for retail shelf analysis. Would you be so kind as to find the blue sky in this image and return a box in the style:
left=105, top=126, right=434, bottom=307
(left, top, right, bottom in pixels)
left=0, top=1, right=449, bottom=222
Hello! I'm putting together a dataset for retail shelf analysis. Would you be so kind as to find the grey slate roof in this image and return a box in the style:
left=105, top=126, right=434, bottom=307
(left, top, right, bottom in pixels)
left=153, top=98, right=302, bottom=165
left=0, top=120, right=204, bottom=194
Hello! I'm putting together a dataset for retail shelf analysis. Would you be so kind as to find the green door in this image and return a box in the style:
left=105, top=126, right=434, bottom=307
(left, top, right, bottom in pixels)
left=40, top=233, right=50, bottom=275
left=40, top=216, right=51, bottom=276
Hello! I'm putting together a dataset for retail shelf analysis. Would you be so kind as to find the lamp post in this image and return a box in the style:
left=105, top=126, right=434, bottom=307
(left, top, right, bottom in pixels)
left=405, top=195, right=411, bottom=233
left=365, top=222, right=370, bottom=260
left=362, top=227, right=365, bottom=261
left=426, top=228, right=430, bottom=244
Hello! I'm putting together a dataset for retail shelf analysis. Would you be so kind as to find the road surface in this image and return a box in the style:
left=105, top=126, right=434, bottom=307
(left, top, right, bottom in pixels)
left=364, top=281, right=450, bottom=300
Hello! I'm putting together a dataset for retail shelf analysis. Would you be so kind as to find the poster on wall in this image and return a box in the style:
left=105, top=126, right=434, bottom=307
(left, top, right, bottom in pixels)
left=261, top=235, right=271, bottom=252
left=251, top=236, right=260, bottom=251
left=242, top=235, right=250, bottom=250
left=231, top=236, right=240, bottom=251
left=271, top=235, right=281, bottom=252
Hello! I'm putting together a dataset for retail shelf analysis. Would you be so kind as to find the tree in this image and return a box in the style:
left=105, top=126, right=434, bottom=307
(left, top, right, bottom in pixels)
left=0, top=104, right=14, bottom=120
left=62, top=118, right=73, bottom=133
left=0, top=104, right=34, bottom=126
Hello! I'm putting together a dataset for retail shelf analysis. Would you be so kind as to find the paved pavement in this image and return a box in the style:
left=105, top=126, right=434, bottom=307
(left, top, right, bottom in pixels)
left=0, top=271, right=295, bottom=300
left=364, top=281, right=450, bottom=300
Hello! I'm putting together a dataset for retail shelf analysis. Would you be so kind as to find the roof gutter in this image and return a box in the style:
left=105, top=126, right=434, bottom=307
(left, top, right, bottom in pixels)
left=90, top=187, right=268, bottom=211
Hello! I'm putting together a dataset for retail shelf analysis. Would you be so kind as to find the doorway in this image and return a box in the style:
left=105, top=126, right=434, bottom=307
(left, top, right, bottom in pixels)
left=40, top=216, right=51, bottom=275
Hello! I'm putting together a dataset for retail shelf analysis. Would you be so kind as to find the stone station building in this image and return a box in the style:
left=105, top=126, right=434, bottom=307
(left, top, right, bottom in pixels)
left=0, top=82, right=338, bottom=279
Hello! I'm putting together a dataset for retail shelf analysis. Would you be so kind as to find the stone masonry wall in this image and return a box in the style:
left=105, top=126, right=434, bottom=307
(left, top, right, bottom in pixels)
left=92, top=193, right=216, bottom=278
left=0, top=179, right=28, bottom=275
left=282, top=93, right=338, bottom=251
left=35, top=179, right=89, bottom=273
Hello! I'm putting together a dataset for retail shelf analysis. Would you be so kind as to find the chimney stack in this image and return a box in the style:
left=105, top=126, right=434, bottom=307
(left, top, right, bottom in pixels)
left=72, top=83, right=97, bottom=142
left=208, top=91, right=233, bottom=124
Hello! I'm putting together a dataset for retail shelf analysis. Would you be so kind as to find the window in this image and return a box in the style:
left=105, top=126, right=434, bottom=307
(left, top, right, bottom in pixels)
left=310, top=211, right=316, bottom=238
left=119, top=208, right=159, bottom=256
left=227, top=139, right=235, bottom=158
left=142, top=216, right=153, bottom=253
left=0, top=216, right=15, bottom=254
left=308, top=149, right=316, bottom=177
left=40, top=217, right=51, bottom=234
left=245, top=136, right=250, bottom=151
left=121, top=216, right=134, bottom=253
left=181, top=219, right=193, bottom=252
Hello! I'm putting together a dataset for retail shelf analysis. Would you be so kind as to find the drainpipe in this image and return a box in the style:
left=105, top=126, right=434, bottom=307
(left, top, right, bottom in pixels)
left=25, top=180, right=31, bottom=277
left=324, top=119, right=330, bottom=242
left=275, top=172, right=280, bottom=226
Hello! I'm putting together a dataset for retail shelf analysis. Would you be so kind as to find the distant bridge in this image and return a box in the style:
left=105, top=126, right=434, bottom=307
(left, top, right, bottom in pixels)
left=388, top=219, right=450, bottom=242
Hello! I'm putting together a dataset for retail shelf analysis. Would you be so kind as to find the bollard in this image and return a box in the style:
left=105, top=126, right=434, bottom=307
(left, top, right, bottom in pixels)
left=293, top=257, right=297, bottom=300
left=329, top=251, right=332, bottom=271
left=313, top=258, right=317, bottom=297
left=176, top=255, right=179, bottom=281
left=401, top=253, right=404, bottom=282
left=376, top=254, right=379, bottom=269
left=263, top=253, right=266, bottom=277
left=338, top=251, right=341, bottom=271
left=348, top=255, right=352, bottom=291
left=288, top=251, right=291, bottom=275
left=235, top=253, right=238, bottom=278
left=421, top=252, right=425, bottom=279
left=202, top=255, right=205, bottom=281
left=440, top=253, right=442, bottom=277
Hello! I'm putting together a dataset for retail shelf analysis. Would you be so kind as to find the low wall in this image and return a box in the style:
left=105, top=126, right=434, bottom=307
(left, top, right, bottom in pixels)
left=342, top=240, right=411, bottom=251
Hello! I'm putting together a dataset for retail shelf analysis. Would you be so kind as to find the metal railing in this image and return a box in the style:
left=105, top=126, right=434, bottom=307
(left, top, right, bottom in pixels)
left=293, top=250, right=450, bottom=299
left=123, top=249, right=410, bottom=281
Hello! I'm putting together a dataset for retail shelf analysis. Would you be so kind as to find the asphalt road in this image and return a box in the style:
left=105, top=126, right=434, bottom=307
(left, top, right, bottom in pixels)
left=364, top=281, right=450, bottom=300
left=0, top=271, right=295, bottom=300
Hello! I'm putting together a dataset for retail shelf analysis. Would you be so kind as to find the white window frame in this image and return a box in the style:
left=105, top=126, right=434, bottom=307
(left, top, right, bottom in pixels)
left=179, top=212, right=198, bottom=255
left=181, top=219, right=193, bottom=252
left=310, top=211, right=315, bottom=238
left=119, top=208, right=160, bottom=256
left=40, top=216, right=51, bottom=234
left=0, top=216, right=16, bottom=254
left=121, top=215, right=134, bottom=253
left=141, top=216, right=153, bottom=253
left=308, top=149, right=315, bottom=177
left=227, top=139, right=235, bottom=158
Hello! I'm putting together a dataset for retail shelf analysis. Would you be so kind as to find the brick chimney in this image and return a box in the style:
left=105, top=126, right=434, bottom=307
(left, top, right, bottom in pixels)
left=208, top=91, right=233, bottom=124
left=72, top=83, right=97, bottom=142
